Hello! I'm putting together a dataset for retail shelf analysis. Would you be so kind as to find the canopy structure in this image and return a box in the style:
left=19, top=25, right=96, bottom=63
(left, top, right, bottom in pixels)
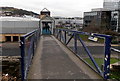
left=40, top=8, right=55, bottom=35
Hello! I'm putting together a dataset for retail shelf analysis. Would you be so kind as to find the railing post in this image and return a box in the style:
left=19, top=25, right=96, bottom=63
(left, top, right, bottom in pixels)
left=39, top=29, right=40, bottom=38
left=56, top=29, right=60, bottom=38
left=36, top=31, right=38, bottom=43
left=53, top=28, right=55, bottom=36
left=104, top=37, right=112, bottom=79
left=64, top=31, right=67, bottom=44
left=60, top=30, right=62, bottom=41
left=74, top=33, right=77, bottom=54
left=78, top=35, right=103, bottom=75
left=33, top=41, right=35, bottom=56
left=20, top=36, right=25, bottom=81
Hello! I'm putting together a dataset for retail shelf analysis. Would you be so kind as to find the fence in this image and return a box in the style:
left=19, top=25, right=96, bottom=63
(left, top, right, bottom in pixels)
left=20, top=29, right=40, bottom=80
left=53, top=28, right=112, bottom=79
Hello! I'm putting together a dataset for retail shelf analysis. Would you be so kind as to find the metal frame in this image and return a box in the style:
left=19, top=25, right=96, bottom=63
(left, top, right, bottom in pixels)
left=20, top=29, right=40, bottom=80
left=20, top=28, right=112, bottom=80
left=54, top=28, right=112, bottom=79
left=40, top=16, right=55, bottom=35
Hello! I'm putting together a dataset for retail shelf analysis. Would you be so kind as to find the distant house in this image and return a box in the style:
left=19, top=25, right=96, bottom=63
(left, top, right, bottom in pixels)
left=0, top=11, right=13, bottom=16
left=4, top=11, right=13, bottom=16
left=53, top=16, right=83, bottom=29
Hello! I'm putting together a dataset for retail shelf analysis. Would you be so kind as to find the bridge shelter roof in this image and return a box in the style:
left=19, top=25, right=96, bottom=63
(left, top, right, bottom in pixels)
left=40, top=15, right=55, bottom=22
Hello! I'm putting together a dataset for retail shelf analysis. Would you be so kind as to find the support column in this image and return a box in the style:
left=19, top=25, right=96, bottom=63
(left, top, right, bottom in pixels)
left=19, top=35, right=21, bottom=42
left=11, top=36, right=13, bottom=42
left=51, top=21, right=54, bottom=34
left=104, top=37, right=112, bottom=79
left=74, top=33, right=77, bottom=54
left=40, top=21, right=43, bottom=35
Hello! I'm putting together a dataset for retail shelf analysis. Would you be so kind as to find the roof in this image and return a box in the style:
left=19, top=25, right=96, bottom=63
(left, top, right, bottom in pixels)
left=0, top=16, right=40, bottom=21
left=41, top=8, right=50, bottom=12
left=40, top=15, right=55, bottom=21
left=92, top=8, right=111, bottom=11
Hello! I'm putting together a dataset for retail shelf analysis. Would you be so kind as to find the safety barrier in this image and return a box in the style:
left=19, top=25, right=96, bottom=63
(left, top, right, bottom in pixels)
left=20, top=29, right=40, bottom=80
left=54, top=28, right=112, bottom=79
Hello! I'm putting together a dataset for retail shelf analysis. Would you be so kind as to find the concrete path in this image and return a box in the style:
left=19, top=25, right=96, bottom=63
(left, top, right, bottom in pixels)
left=28, top=35, right=103, bottom=79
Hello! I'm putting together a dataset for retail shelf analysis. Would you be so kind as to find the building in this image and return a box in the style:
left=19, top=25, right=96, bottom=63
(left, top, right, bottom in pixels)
left=84, top=10, right=111, bottom=30
left=53, top=17, right=83, bottom=29
left=103, top=0, right=120, bottom=10
left=83, top=0, right=120, bottom=33
left=103, top=0, right=120, bottom=32
left=0, top=16, right=40, bottom=42
left=111, top=10, right=120, bottom=32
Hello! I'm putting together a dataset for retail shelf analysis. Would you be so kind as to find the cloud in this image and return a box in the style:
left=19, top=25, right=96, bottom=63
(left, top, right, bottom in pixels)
left=0, top=0, right=103, bottom=17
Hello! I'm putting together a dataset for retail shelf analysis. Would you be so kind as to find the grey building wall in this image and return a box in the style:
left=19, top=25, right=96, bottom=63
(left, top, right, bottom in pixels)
left=103, top=2, right=119, bottom=10
left=103, top=0, right=120, bottom=10
left=84, top=11, right=111, bottom=31
left=84, top=11, right=101, bottom=28
left=1, top=21, right=39, bottom=34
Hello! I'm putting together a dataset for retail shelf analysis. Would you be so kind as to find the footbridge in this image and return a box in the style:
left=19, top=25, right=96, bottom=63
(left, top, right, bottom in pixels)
left=20, top=28, right=112, bottom=80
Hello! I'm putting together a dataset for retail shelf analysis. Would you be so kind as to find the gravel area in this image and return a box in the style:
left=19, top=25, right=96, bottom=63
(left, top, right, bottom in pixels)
left=0, top=43, right=21, bottom=80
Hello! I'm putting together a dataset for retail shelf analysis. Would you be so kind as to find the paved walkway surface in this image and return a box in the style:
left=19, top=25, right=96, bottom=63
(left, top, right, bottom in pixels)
left=28, top=35, right=103, bottom=79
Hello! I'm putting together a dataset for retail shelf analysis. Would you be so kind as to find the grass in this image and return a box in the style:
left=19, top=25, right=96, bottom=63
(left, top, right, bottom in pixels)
left=79, top=34, right=89, bottom=41
left=110, top=70, right=120, bottom=80
left=84, top=58, right=103, bottom=68
left=79, top=34, right=119, bottom=79
left=84, top=58, right=120, bottom=69
left=84, top=58, right=120, bottom=79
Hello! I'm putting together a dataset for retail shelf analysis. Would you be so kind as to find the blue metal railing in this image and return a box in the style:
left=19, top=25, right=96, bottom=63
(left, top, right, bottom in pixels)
left=20, top=29, right=40, bottom=80
left=53, top=28, right=112, bottom=79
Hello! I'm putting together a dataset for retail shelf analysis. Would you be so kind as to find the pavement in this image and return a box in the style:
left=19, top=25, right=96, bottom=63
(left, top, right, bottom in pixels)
left=27, top=35, right=103, bottom=79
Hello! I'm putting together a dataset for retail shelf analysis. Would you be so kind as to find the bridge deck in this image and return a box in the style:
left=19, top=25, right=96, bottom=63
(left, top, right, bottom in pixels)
left=28, top=35, right=103, bottom=79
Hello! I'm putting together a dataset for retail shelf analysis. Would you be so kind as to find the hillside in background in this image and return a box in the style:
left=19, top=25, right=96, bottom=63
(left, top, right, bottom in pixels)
left=0, top=7, right=39, bottom=18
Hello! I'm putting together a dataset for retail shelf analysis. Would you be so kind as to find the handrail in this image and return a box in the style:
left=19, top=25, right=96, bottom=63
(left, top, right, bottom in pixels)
left=22, top=29, right=38, bottom=38
left=54, top=28, right=112, bottom=79
left=20, top=29, right=40, bottom=80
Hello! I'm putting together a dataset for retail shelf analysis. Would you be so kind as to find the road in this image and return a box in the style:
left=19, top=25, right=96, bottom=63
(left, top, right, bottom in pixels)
left=68, top=46, right=119, bottom=59
left=1, top=42, right=20, bottom=56
left=1, top=42, right=119, bottom=57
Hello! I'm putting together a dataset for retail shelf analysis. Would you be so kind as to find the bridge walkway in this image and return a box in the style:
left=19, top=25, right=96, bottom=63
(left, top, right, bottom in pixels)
left=27, top=35, right=103, bottom=79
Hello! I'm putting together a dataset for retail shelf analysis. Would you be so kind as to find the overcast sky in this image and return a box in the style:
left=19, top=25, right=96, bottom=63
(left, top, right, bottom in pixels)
left=0, top=0, right=104, bottom=17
